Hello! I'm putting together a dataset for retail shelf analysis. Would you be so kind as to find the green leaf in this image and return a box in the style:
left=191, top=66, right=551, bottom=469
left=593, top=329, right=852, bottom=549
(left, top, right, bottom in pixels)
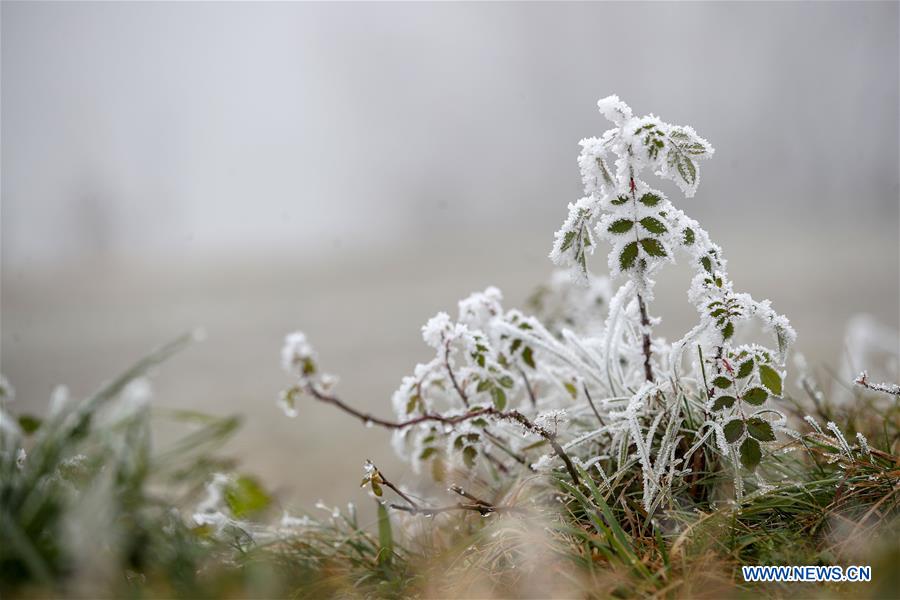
left=758, top=365, right=783, bottom=396
left=723, top=419, right=745, bottom=443
left=302, top=357, right=316, bottom=377
left=560, top=230, right=576, bottom=252
left=597, top=157, right=614, bottom=185
left=712, top=395, right=736, bottom=411
left=522, top=346, right=536, bottom=369
left=225, top=476, right=271, bottom=518
left=682, top=228, right=695, bottom=245
left=722, top=321, right=734, bottom=340
left=712, top=376, right=732, bottom=389
left=676, top=155, right=696, bottom=186
left=376, top=501, right=393, bottom=565
left=498, top=375, right=514, bottom=389
left=640, top=238, right=667, bottom=257
left=419, top=446, right=437, bottom=460
left=476, top=379, right=492, bottom=393
left=371, top=479, right=383, bottom=497
left=462, top=445, right=477, bottom=469
left=608, top=219, right=634, bottom=234
left=18, top=415, right=42, bottom=435
left=736, top=359, right=754, bottom=379
left=700, top=256, right=713, bottom=273
left=620, top=242, right=638, bottom=270
left=611, top=195, right=629, bottom=205
left=743, top=387, right=768, bottom=406
left=563, top=381, right=578, bottom=399
left=747, top=418, right=775, bottom=442
left=639, top=192, right=661, bottom=206
left=740, top=437, right=762, bottom=470
left=490, top=386, right=507, bottom=410
left=639, top=216, right=667, bottom=234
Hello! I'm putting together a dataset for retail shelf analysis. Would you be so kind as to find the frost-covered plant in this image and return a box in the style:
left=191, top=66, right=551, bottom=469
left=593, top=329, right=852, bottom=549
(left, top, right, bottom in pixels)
left=281, top=96, right=798, bottom=512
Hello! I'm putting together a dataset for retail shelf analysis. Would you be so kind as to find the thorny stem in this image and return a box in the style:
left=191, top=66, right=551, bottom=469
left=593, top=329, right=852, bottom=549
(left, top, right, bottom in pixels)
left=629, top=172, right=654, bottom=383
left=306, top=384, right=580, bottom=486
left=637, top=293, right=655, bottom=383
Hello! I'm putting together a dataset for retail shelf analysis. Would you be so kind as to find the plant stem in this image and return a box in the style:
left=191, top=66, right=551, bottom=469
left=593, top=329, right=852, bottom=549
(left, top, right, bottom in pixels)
left=444, top=340, right=470, bottom=407
left=637, top=293, right=655, bottom=383
left=306, top=384, right=580, bottom=485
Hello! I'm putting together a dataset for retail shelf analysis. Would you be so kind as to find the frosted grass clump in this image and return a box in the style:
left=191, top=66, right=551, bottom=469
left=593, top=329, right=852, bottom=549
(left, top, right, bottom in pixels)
left=281, top=96, right=800, bottom=512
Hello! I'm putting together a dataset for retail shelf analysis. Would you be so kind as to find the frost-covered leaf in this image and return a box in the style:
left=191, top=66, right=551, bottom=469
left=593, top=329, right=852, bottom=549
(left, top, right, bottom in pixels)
left=743, top=387, right=768, bottom=406
left=722, top=322, right=734, bottom=340
left=640, top=238, right=667, bottom=258
left=758, top=365, right=783, bottom=396
left=620, top=241, right=639, bottom=270
left=522, top=346, right=536, bottom=369
left=712, top=395, right=736, bottom=411
left=724, top=419, right=744, bottom=443
left=608, top=219, right=634, bottom=234
left=490, top=386, right=507, bottom=410
left=639, top=192, right=661, bottom=207
left=712, top=376, right=732, bottom=389
left=746, top=418, right=775, bottom=442
left=737, top=359, right=754, bottom=379
left=740, top=437, right=761, bottom=470
left=658, top=126, right=714, bottom=197
left=639, top=216, right=667, bottom=234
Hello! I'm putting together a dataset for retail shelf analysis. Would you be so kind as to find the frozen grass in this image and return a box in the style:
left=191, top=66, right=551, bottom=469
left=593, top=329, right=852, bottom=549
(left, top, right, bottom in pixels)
left=1, top=334, right=897, bottom=598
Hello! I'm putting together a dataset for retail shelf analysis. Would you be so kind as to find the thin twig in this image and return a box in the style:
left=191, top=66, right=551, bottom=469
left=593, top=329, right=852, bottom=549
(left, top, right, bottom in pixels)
left=448, top=484, right=494, bottom=508
left=389, top=502, right=519, bottom=517
left=445, top=340, right=469, bottom=407
left=306, top=384, right=580, bottom=485
left=855, top=371, right=900, bottom=397
left=636, top=292, right=655, bottom=383
left=369, top=464, right=420, bottom=509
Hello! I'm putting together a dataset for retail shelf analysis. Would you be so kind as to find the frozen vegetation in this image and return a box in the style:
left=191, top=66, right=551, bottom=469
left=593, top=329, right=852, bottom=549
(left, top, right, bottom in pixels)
left=2, top=97, right=898, bottom=599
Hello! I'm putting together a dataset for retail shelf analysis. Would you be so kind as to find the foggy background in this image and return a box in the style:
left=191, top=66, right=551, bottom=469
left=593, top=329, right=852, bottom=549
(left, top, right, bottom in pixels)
left=2, top=2, right=898, bottom=511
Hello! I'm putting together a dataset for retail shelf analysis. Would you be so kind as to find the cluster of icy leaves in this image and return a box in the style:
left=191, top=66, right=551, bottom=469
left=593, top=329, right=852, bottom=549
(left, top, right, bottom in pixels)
left=545, top=96, right=799, bottom=501
left=280, top=96, right=800, bottom=510
left=389, top=284, right=605, bottom=480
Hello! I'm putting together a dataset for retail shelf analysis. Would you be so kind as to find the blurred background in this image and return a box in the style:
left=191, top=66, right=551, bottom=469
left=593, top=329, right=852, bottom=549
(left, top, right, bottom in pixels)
left=2, top=2, right=898, bottom=512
